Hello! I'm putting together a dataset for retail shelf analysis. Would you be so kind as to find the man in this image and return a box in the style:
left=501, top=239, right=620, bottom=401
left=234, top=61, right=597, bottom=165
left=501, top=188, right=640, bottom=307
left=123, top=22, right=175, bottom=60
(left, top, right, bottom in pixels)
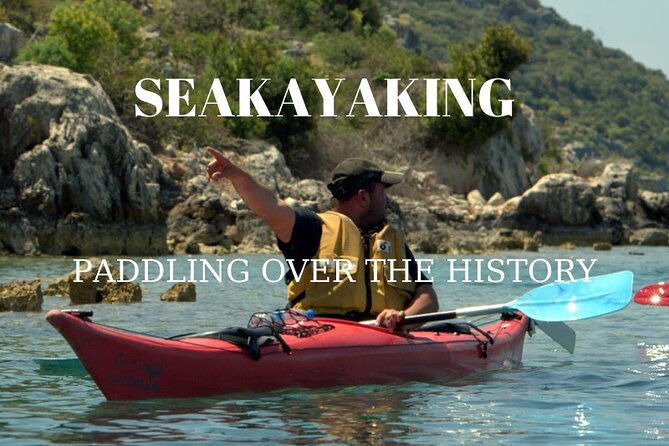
left=206, top=146, right=438, bottom=330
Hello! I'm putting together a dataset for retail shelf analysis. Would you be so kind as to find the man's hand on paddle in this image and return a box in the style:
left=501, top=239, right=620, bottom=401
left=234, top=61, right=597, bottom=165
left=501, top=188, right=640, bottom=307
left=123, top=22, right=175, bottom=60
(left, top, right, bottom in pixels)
left=206, top=146, right=239, bottom=182
left=376, top=309, right=406, bottom=332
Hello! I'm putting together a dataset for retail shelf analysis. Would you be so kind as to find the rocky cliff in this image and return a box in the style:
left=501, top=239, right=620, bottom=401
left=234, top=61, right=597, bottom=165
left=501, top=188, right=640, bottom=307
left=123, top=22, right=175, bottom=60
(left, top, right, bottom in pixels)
left=0, top=63, right=167, bottom=255
left=430, top=105, right=544, bottom=199
left=1, top=62, right=667, bottom=256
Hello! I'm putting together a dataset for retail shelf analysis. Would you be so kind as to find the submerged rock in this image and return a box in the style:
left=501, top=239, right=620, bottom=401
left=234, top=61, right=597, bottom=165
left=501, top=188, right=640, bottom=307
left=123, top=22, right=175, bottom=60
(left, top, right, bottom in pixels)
left=102, top=283, right=142, bottom=304
left=46, top=259, right=143, bottom=304
left=0, top=280, right=42, bottom=311
left=160, top=283, right=196, bottom=302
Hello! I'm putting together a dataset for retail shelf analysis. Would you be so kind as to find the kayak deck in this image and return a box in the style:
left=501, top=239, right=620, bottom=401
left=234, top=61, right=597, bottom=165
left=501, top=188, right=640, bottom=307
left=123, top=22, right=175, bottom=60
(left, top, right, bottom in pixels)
left=46, top=309, right=530, bottom=400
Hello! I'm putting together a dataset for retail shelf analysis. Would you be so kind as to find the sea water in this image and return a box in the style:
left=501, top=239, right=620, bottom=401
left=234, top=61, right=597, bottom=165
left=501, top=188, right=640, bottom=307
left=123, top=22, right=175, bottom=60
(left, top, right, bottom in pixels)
left=1, top=247, right=667, bottom=444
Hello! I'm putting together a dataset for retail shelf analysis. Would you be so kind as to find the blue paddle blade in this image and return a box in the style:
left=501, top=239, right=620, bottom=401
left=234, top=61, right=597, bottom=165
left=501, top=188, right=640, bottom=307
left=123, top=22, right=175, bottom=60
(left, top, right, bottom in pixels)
left=512, top=271, right=634, bottom=322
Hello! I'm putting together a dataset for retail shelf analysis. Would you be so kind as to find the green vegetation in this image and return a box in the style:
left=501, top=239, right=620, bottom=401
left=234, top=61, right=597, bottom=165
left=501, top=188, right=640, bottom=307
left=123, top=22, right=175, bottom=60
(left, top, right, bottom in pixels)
left=426, top=24, right=528, bottom=145
left=9, top=0, right=667, bottom=178
left=383, top=0, right=669, bottom=173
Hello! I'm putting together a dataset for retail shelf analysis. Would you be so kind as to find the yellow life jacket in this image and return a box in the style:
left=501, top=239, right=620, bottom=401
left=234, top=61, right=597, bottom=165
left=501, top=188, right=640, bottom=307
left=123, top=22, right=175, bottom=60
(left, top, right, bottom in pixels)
left=287, top=211, right=416, bottom=316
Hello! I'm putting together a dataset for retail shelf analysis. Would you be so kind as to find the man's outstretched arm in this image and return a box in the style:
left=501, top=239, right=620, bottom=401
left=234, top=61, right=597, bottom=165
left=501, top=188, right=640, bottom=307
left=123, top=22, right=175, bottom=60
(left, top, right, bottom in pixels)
left=206, top=146, right=295, bottom=243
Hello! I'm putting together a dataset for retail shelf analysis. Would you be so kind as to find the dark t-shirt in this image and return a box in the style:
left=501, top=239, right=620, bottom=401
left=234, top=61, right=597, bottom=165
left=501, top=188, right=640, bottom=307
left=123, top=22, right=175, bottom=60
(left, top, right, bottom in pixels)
left=277, top=207, right=427, bottom=283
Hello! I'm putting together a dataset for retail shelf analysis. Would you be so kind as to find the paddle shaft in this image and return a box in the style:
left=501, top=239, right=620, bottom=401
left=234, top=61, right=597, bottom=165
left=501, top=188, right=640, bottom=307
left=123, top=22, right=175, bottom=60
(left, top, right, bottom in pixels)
left=399, top=303, right=512, bottom=326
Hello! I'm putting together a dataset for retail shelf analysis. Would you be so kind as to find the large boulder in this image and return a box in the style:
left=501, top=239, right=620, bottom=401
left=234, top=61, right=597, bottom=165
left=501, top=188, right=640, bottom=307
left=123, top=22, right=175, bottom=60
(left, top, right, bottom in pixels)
left=0, top=280, right=42, bottom=311
left=638, top=190, right=669, bottom=224
left=593, top=163, right=638, bottom=223
left=595, top=163, right=638, bottom=202
left=516, top=174, right=597, bottom=226
left=0, top=63, right=168, bottom=255
left=44, top=259, right=144, bottom=304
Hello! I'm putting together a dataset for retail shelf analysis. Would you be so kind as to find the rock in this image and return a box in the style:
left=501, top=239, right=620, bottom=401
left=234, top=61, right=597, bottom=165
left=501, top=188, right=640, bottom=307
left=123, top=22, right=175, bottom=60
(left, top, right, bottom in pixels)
left=0, top=63, right=167, bottom=255
left=283, top=178, right=331, bottom=211
left=234, top=214, right=278, bottom=253
left=534, top=226, right=614, bottom=247
left=445, top=231, right=485, bottom=255
left=68, top=259, right=118, bottom=304
left=69, top=275, right=105, bottom=304
left=167, top=192, right=235, bottom=253
left=487, top=192, right=506, bottom=207
left=0, top=280, right=42, bottom=311
left=523, top=238, right=540, bottom=252
left=467, top=190, right=487, bottom=208
left=410, top=170, right=440, bottom=190
left=240, top=145, right=293, bottom=194
left=517, top=174, right=597, bottom=225
left=595, top=163, right=638, bottom=202
left=44, top=275, right=70, bottom=297
left=484, top=229, right=525, bottom=251
left=595, top=196, right=628, bottom=222
left=101, top=283, right=142, bottom=304
left=638, top=190, right=669, bottom=224
left=559, top=242, right=576, bottom=250
left=0, top=23, right=26, bottom=61
left=592, top=164, right=637, bottom=224
left=165, top=143, right=300, bottom=254
left=511, top=104, right=544, bottom=162
left=430, top=105, right=543, bottom=199
left=593, top=242, right=612, bottom=251
left=59, top=259, right=143, bottom=304
left=160, top=283, right=196, bottom=302
left=0, top=208, right=39, bottom=255
left=406, top=227, right=449, bottom=254
left=629, top=228, right=669, bottom=246
left=561, top=141, right=596, bottom=163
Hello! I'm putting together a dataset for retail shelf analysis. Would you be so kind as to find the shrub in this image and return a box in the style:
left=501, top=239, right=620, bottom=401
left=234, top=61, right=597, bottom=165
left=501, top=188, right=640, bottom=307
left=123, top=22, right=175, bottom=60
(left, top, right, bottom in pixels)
left=17, top=35, right=77, bottom=69
left=47, top=3, right=118, bottom=74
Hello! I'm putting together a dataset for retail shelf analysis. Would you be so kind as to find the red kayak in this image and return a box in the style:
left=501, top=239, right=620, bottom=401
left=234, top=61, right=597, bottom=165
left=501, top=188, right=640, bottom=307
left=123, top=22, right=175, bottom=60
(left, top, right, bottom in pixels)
left=46, top=309, right=530, bottom=400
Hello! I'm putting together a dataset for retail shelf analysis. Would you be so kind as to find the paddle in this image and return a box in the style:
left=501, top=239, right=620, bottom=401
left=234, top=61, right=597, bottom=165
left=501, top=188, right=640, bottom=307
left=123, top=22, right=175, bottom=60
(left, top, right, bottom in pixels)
left=385, top=271, right=631, bottom=353
left=393, top=270, right=633, bottom=325
left=633, top=282, right=669, bottom=306
left=534, top=320, right=576, bottom=354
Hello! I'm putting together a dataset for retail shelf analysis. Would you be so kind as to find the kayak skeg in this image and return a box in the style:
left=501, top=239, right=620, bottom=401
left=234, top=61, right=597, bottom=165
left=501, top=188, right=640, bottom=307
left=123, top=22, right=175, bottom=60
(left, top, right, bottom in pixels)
left=46, top=309, right=531, bottom=401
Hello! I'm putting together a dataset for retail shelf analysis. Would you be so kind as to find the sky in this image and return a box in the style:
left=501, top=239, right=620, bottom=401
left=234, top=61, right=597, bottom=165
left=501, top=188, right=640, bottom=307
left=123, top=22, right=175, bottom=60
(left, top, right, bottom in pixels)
left=540, top=0, right=669, bottom=78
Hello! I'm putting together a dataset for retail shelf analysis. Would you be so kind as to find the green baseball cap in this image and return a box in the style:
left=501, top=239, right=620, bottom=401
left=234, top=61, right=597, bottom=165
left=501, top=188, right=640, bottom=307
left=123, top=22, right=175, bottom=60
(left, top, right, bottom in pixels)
left=327, top=158, right=403, bottom=198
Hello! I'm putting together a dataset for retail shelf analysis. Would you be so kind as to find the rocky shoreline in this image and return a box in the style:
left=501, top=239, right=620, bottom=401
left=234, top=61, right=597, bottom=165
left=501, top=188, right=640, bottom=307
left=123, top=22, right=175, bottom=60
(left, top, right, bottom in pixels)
left=1, top=62, right=667, bottom=258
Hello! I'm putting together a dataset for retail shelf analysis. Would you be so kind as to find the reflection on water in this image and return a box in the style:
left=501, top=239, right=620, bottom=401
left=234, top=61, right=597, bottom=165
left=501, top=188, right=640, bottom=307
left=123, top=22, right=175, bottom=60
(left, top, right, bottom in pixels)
left=643, top=344, right=669, bottom=374
left=634, top=343, right=669, bottom=377
left=42, top=385, right=419, bottom=444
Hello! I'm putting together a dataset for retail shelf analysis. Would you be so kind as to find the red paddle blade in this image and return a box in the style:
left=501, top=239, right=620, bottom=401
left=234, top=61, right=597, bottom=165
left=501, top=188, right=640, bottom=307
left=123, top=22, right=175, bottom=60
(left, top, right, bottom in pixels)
left=634, top=282, right=669, bottom=306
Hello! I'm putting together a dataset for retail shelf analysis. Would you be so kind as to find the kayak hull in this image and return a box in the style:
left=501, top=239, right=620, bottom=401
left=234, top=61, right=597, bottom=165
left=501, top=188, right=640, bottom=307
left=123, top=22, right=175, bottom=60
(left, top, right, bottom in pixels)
left=46, top=309, right=530, bottom=400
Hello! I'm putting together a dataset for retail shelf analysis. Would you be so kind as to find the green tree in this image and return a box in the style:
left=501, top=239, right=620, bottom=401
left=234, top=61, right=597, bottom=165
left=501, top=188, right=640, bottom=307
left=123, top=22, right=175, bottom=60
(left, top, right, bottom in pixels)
left=427, top=24, right=528, bottom=146
left=477, top=24, right=530, bottom=78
